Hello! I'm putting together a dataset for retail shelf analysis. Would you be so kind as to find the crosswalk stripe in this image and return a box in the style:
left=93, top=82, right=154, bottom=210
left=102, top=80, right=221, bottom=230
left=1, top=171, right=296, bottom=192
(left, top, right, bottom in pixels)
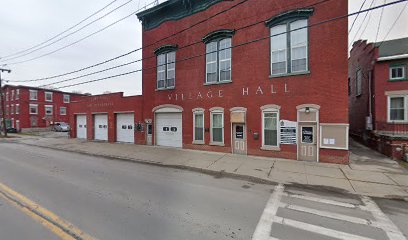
left=252, top=184, right=285, bottom=240
left=279, top=203, right=374, bottom=226
left=361, top=196, right=406, bottom=240
left=283, top=192, right=358, bottom=209
left=272, top=216, right=376, bottom=240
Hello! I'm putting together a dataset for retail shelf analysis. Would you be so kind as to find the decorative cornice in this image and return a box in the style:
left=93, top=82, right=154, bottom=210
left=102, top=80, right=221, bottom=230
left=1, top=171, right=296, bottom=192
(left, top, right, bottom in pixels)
left=154, top=44, right=178, bottom=55
left=202, top=29, right=235, bottom=43
left=152, top=104, right=184, bottom=112
left=265, top=8, right=314, bottom=27
left=136, top=0, right=224, bottom=31
left=209, top=107, right=224, bottom=112
left=230, top=107, right=247, bottom=112
left=296, top=104, right=320, bottom=110
left=260, top=104, right=281, bottom=110
left=192, top=107, right=205, bottom=112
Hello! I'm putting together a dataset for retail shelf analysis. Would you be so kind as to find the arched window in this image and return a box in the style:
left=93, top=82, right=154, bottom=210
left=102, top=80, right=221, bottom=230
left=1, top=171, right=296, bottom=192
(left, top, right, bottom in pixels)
left=154, top=44, right=178, bottom=90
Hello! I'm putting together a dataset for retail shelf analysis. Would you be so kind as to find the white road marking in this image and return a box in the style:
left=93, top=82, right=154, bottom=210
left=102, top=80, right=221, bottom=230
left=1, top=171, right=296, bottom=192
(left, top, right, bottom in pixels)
left=252, top=184, right=284, bottom=240
left=279, top=202, right=373, bottom=226
left=361, top=196, right=406, bottom=240
left=283, top=192, right=357, bottom=209
left=273, top=216, right=376, bottom=240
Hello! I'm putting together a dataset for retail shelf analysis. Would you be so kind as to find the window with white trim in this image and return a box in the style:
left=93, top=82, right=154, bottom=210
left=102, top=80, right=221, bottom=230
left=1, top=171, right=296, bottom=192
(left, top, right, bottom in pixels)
left=157, top=51, right=176, bottom=89
left=29, top=104, right=38, bottom=114
left=63, top=94, right=70, bottom=103
left=211, top=111, right=224, bottom=144
left=206, top=38, right=232, bottom=83
left=16, top=89, right=20, bottom=100
left=262, top=110, right=279, bottom=147
left=45, top=92, right=53, bottom=102
left=15, top=104, right=19, bottom=115
left=60, top=107, right=67, bottom=115
left=356, top=69, right=362, bottom=96
left=388, top=96, right=407, bottom=122
left=11, top=104, right=14, bottom=115
left=270, top=19, right=308, bottom=75
left=193, top=111, right=204, bottom=142
left=29, top=90, right=38, bottom=100
left=45, top=105, right=53, bottom=116
left=390, top=65, right=406, bottom=80
left=11, top=90, right=15, bottom=101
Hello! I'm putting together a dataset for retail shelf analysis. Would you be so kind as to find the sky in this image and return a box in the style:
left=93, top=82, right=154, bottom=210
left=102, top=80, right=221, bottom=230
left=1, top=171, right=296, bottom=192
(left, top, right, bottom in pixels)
left=0, top=0, right=407, bottom=96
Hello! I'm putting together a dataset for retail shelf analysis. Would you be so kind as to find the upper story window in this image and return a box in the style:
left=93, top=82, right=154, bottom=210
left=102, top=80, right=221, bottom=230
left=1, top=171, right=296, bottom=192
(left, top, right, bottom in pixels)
left=63, top=94, right=70, bottom=103
left=16, top=89, right=20, bottom=100
left=45, top=92, right=53, bottom=102
left=154, top=45, right=177, bottom=90
left=45, top=105, right=53, bottom=115
left=389, top=65, right=406, bottom=80
left=29, top=90, right=38, bottom=100
left=11, top=90, right=14, bottom=101
left=356, top=69, right=362, bottom=96
left=29, top=104, right=38, bottom=115
left=60, top=107, right=67, bottom=115
left=266, top=8, right=313, bottom=76
left=5, top=92, right=9, bottom=102
left=203, top=30, right=235, bottom=84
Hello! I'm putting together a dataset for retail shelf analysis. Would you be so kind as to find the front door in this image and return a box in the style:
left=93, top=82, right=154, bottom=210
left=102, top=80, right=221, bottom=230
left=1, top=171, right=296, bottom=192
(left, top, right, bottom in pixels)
left=233, top=124, right=246, bottom=155
left=146, top=124, right=152, bottom=145
left=298, top=124, right=317, bottom=161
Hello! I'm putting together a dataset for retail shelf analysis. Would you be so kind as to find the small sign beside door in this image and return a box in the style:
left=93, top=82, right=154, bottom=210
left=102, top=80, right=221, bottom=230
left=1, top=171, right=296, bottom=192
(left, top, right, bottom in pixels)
left=280, top=120, right=297, bottom=144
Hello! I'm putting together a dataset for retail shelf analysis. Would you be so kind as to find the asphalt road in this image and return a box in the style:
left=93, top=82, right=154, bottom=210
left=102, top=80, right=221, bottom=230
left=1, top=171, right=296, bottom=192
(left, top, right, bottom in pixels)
left=0, top=142, right=407, bottom=240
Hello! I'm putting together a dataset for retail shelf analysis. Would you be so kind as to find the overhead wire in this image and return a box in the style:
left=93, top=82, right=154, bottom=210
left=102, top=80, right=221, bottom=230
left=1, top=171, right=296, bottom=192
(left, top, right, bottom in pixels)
left=349, top=0, right=368, bottom=34
left=349, top=0, right=376, bottom=48
left=51, top=0, right=408, bottom=90
left=378, top=0, right=408, bottom=47
left=375, top=0, right=386, bottom=42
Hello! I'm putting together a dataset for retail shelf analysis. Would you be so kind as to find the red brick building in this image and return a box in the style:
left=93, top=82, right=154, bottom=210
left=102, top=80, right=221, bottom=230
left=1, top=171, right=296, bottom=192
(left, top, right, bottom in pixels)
left=349, top=37, right=408, bottom=159
left=70, top=0, right=349, bottom=164
left=0, top=85, right=84, bottom=131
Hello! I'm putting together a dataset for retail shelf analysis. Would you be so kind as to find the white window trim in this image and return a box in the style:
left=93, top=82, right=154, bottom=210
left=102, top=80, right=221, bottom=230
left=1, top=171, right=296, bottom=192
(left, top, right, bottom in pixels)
left=157, top=51, right=176, bottom=90
left=387, top=95, right=408, bottom=123
left=45, top=105, right=53, bottom=116
left=15, top=104, right=20, bottom=115
left=29, top=90, right=38, bottom=101
left=60, top=107, right=67, bottom=116
left=45, top=92, right=53, bottom=102
left=29, top=104, right=38, bottom=115
left=63, top=94, right=70, bottom=103
left=16, top=89, right=20, bottom=100
left=192, top=110, right=205, bottom=144
left=261, top=108, right=280, bottom=151
left=11, top=104, right=14, bottom=115
left=210, top=109, right=224, bottom=146
left=389, top=66, right=406, bottom=80
left=205, top=39, right=232, bottom=84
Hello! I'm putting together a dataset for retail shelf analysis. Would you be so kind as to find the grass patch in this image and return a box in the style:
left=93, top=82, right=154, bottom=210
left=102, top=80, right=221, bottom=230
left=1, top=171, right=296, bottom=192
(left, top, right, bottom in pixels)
left=398, top=160, right=408, bottom=170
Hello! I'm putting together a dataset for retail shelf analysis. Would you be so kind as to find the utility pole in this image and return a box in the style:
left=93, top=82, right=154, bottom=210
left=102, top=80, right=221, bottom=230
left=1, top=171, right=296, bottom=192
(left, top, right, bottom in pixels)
left=0, top=67, right=11, bottom=137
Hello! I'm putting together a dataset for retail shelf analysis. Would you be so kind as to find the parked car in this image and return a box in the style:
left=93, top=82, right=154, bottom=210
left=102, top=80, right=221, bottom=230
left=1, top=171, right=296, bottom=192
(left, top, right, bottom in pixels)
left=53, top=122, right=70, bottom=132
left=6, top=127, right=18, bottom=133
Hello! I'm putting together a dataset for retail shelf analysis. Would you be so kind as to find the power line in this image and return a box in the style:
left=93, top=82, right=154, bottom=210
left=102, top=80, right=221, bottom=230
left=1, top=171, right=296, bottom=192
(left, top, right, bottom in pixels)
left=3, top=0, right=156, bottom=66
left=52, top=0, right=408, bottom=90
left=349, top=0, right=376, bottom=48
left=375, top=0, right=386, bottom=42
left=358, top=0, right=376, bottom=39
left=0, top=0, right=136, bottom=63
left=378, top=1, right=408, bottom=46
left=349, top=0, right=368, bottom=34
left=37, top=0, right=335, bottom=88
left=0, top=0, right=120, bottom=60
left=9, top=0, right=333, bottom=83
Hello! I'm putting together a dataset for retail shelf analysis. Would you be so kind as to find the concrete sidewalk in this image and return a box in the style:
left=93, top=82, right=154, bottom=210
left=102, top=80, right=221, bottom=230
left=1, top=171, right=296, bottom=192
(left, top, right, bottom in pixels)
left=2, top=134, right=408, bottom=199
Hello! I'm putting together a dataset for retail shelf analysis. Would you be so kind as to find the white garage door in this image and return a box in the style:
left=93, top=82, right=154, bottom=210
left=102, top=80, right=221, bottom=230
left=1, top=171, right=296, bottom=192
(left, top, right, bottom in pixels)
left=116, top=113, right=134, bottom=143
left=76, top=115, right=87, bottom=139
left=94, top=114, right=108, bottom=141
left=155, top=113, right=182, bottom=148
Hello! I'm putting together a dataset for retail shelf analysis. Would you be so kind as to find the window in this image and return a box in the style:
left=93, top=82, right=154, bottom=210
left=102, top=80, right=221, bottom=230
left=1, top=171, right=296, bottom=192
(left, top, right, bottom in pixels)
left=63, top=94, right=70, bottom=103
left=388, top=96, right=407, bottom=122
left=29, top=104, right=38, bottom=114
left=16, top=89, right=20, bottom=100
left=156, top=51, right=176, bottom=89
left=193, top=111, right=204, bottom=143
left=211, top=111, right=224, bottom=144
left=356, top=69, right=362, bottom=96
left=10, top=104, right=14, bottom=115
left=5, top=92, right=9, bottom=102
left=390, top=65, right=406, bottom=80
left=60, top=107, right=67, bottom=115
left=15, top=104, right=19, bottom=115
left=45, top=92, right=53, bottom=102
left=262, top=111, right=279, bottom=147
left=29, top=90, right=38, bottom=100
left=5, top=105, right=9, bottom=115
left=11, top=90, right=14, bottom=101
left=206, top=38, right=232, bottom=83
left=45, top=105, right=53, bottom=116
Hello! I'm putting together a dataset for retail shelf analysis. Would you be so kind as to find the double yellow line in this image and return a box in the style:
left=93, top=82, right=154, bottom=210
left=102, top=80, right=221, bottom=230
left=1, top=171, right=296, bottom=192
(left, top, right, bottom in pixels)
left=0, top=182, right=95, bottom=240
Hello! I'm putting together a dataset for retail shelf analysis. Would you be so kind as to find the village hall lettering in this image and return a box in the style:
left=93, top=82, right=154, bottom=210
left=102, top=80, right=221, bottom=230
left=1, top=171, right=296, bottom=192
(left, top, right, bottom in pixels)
left=168, top=83, right=290, bottom=101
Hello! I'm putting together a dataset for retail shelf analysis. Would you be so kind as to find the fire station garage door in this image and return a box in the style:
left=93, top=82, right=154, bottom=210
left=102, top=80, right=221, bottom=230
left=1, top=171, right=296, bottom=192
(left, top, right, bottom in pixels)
left=116, top=113, right=134, bottom=143
left=76, top=115, right=87, bottom=139
left=94, top=114, right=108, bottom=141
left=155, top=113, right=182, bottom=148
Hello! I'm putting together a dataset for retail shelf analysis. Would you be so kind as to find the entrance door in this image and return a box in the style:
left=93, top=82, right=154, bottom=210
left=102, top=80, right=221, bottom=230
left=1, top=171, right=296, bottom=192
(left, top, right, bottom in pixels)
left=233, top=124, right=246, bottom=155
left=146, top=123, right=152, bottom=145
left=298, top=124, right=317, bottom=161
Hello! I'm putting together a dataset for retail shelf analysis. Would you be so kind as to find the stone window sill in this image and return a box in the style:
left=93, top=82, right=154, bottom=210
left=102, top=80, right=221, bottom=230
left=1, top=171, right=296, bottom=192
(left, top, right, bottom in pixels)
left=269, top=71, right=310, bottom=79
left=204, top=80, right=232, bottom=86
left=210, top=142, right=225, bottom=146
left=155, top=87, right=175, bottom=91
left=388, top=78, right=408, bottom=82
left=260, top=146, right=281, bottom=151
left=192, top=140, right=205, bottom=145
